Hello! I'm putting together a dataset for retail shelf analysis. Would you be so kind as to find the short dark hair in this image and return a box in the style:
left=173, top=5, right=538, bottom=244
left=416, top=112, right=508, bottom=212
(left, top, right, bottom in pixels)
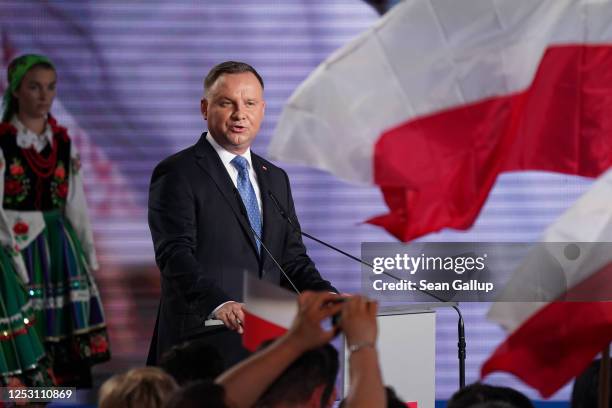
left=571, top=359, right=612, bottom=408
left=385, top=386, right=409, bottom=408
left=470, top=402, right=520, bottom=408
left=254, top=342, right=339, bottom=408
left=338, top=386, right=407, bottom=408
left=204, top=61, right=264, bottom=95
left=447, top=383, right=534, bottom=408
left=164, top=380, right=227, bottom=408
left=159, top=339, right=225, bottom=386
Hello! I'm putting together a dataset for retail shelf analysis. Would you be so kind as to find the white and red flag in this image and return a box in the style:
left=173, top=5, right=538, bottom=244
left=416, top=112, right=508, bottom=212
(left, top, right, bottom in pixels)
left=269, top=0, right=612, bottom=241
left=242, top=274, right=297, bottom=352
left=483, top=169, right=612, bottom=397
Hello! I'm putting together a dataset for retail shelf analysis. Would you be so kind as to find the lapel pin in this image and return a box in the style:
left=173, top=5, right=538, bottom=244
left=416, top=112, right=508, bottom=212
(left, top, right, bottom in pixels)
left=262, top=165, right=268, bottom=171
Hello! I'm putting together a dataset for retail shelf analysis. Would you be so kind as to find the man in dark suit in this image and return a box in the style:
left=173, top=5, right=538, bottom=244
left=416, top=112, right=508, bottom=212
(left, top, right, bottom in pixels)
left=147, top=61, right=336, bottom=366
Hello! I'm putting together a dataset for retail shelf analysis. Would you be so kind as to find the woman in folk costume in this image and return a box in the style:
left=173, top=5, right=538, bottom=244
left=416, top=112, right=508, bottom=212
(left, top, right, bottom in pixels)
left=0, top=54, right=110, bottom=388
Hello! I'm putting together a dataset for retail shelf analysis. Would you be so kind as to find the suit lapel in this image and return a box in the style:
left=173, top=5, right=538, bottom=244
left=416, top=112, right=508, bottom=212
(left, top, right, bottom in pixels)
left=194, top=134, right=259, bottom=257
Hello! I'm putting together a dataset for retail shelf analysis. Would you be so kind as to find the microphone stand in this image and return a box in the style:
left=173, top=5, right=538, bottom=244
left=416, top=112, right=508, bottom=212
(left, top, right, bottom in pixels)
left=233, top=188, right=301, bottom=295
left=268, top=190, right=466, bottom=389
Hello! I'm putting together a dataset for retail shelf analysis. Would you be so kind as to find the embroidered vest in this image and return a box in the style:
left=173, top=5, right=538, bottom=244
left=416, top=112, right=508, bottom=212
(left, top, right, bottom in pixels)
left=0, top=122, right=72, bottom=211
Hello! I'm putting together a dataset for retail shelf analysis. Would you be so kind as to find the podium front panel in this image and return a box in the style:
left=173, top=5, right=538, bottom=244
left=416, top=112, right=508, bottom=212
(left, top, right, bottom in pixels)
left=343, top=307, right=436, bottom=408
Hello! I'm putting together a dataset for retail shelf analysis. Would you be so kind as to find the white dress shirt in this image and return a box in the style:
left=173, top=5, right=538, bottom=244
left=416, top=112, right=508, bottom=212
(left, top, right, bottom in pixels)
left=206, top=132, right=263, bottom=319
left=206, top=133, right=262, bottom=216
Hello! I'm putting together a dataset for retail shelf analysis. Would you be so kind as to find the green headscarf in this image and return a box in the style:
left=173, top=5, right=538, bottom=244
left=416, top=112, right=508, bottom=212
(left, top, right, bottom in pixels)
left=2, top=54, right=55, bottom=123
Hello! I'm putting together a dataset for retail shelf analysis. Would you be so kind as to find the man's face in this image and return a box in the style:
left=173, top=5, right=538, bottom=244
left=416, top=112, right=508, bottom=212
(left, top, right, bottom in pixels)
left=13, top=66, right=57, bottom=120
left=201, top=72, right=265, bottom=154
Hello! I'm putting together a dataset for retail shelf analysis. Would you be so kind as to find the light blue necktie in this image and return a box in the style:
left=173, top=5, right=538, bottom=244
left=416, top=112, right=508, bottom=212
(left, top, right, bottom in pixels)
left=231, top=156, right=262, bottom=253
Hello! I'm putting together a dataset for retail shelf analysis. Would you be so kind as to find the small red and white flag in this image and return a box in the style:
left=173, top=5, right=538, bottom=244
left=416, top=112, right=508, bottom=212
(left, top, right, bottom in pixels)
left=269, top=0, right=612, bottom=242
left=483, top=168, right=612, bottom=397
left=242, top=273, right=297, bottom=352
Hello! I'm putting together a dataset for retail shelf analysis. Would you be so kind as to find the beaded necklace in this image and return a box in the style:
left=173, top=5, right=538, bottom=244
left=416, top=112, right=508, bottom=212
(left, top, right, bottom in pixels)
left=21, top=132, right=60, bottom=210
left=21, top=137, right=58, bottom=178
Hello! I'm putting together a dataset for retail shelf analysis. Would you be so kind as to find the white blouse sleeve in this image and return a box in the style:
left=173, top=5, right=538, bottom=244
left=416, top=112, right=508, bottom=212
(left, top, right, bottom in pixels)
left=65, top=142, right=99, bottom=271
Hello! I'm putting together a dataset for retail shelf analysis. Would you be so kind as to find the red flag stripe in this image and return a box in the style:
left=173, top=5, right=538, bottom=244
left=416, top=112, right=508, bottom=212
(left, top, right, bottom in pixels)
left=370, top=44, right=612, bottom=241
left=482, top=261, right=612, bottom=397
left=242, top=309, right=289, bottom=352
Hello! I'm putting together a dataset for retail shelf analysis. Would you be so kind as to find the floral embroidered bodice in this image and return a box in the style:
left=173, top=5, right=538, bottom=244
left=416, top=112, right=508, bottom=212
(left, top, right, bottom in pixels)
left=0, top=122, right=71, bottom=211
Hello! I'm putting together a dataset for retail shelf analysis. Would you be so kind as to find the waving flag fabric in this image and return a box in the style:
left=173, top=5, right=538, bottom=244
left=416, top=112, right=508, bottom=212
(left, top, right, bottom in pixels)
left=483, top=169, right=612, bottom=397
left=242, top=274, right=296, bottom=352
left=269, top=0, right=612, bottom=241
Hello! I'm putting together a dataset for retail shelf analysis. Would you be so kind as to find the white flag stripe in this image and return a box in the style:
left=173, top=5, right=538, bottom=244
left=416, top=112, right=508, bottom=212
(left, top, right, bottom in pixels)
left=488, top=169, right=612, bottom=332
left=269, top=0, right=612, bottom=184
left=244, top=273, right=297, bottom=329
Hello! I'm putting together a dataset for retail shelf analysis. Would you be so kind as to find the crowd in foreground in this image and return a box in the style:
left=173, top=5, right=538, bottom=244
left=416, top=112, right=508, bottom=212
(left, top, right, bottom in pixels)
left=97, top=292, right=550, bottom=408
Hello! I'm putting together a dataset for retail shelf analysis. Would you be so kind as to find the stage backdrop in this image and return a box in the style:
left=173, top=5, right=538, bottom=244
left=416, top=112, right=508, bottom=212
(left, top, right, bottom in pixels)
left=0, top=0, right=592, bottom=401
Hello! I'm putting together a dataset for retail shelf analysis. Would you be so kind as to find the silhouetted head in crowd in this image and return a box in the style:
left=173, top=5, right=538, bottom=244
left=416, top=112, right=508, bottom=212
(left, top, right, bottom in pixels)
left=447, top=383, right=534, bottom=408
left=571, top=358, right=612, bottom=408
left=159, top=338, right=225, bottom=385
left=164, top=380, right=229, bottom=408
left=384, top=386, right=407, bottom=408
left=98, top=367, right=178, bottom=408
left=339, top=386, right=406, bottom=408
left=253, top=341, right=339, bottom=408
left=470, top=403, right=522, bottom=408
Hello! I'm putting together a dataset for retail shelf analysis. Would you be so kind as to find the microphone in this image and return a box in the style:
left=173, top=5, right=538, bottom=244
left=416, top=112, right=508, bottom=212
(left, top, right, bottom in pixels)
left=233, top=188, right=300, bottom=294
left=269, top=190, right=444, bottom=294
left=267, top=189, right=467, bottom=389
left=268, top=191, right=371, bottom=268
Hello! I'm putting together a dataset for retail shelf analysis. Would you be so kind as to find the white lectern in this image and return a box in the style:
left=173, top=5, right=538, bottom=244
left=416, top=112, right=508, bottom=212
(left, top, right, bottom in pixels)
left=343, top=304, right=450, bottom=408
